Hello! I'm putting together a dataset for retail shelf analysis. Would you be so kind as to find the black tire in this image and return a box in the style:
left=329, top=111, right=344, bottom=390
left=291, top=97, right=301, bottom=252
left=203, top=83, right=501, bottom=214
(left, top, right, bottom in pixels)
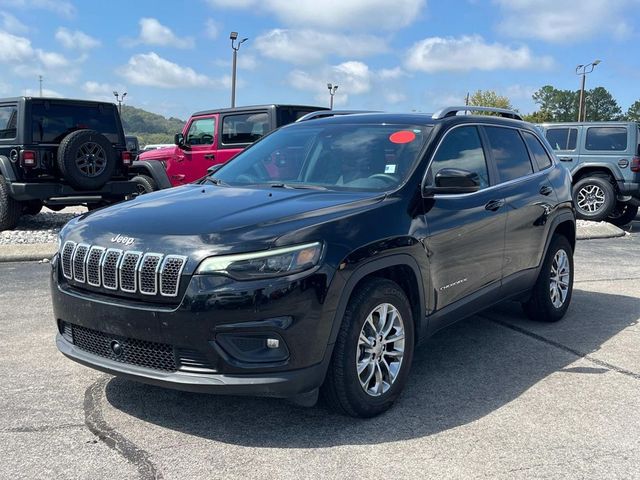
left=57, top=129, right=117, bottom=190
left=522, top=235, right=574, bottom=323
left=23, top=200, right=43, bottom=216
left=130, top=174, right=157, bottom=195
left=0, top=175, right=22, bottom=231
left=572, top=176, right=615, bottom=222
left=322, top=278, right=414, bottom=418
left=607, top=201, right=638, bottom=227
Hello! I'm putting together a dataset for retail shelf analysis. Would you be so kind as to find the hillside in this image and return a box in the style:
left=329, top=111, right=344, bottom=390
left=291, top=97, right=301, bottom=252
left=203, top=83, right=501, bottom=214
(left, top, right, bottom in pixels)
left=120, top=105, right=185, bottom=146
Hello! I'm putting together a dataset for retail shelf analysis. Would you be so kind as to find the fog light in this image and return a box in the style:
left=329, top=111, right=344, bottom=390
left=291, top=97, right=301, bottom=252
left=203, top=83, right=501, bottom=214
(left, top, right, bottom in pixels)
left=215, top=332, right=289, bottom=364
left=266, top=338, right=280, bottom=349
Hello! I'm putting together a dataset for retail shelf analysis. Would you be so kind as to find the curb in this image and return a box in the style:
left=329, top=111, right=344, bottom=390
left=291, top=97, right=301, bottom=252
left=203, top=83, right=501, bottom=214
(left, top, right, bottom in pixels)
left=0, top=243, right=57, bottom=263
left=576, top=221, right=626, bottom=240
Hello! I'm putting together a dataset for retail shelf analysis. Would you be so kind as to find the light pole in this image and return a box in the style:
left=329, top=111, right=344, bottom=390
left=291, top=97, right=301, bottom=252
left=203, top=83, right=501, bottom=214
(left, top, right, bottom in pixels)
left=230, top=31, right=248, bottom=108
left=113, top=91, right=127, bottom=116
left=327, top=83, right=338, bottom=109
left=576, top=60, right=600, bottom=122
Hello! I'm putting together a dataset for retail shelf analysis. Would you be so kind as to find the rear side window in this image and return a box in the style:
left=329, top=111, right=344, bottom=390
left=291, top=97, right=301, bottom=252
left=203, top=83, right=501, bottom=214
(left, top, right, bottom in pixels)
left=522, top=131, right=553, bottom=170
left=276, top=108, right=319, bottom=126
left=545, top=128, right=577, bottom=150
left=0, top=105, right=18, bottom=139
left=222, top=112, right=269, bottom=145
left=585, top=127, right=627, bottom=151
left=31, top=102, right=120, bottom=144
left=429, top=126, right=489, bottom=189
left=484, top=126, right=533, bottom=182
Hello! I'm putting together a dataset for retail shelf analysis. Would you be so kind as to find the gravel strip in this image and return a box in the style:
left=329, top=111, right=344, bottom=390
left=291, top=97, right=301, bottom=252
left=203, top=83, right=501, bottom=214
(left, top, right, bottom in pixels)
left=0, top=207, right=84, bottom=245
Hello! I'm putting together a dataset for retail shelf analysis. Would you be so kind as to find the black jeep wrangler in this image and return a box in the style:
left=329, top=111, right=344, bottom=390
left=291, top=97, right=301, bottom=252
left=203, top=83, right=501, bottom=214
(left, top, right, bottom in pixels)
left=0, top=97, right=138, bottom=230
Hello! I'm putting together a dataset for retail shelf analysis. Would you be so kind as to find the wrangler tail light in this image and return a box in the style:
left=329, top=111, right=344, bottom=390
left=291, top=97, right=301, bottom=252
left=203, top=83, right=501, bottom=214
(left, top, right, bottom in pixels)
left=20, top=150, right=37, bottom=168
left=631, top=156, right=640, bottom=173
left=121, top=151, right=132, bottom=166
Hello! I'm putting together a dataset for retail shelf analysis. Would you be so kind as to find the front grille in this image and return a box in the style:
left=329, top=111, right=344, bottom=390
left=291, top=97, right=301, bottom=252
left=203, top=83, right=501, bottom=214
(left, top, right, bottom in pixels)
left=67, top=322, right=177, bottom=372
left=60, top=241, right=187, bottom=298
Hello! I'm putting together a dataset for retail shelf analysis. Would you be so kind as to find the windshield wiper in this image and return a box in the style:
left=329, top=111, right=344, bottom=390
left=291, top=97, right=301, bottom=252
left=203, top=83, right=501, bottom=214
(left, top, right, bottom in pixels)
left=202, top=177, right=228, bottom=186
left=268, top=183, right=328, bottom=191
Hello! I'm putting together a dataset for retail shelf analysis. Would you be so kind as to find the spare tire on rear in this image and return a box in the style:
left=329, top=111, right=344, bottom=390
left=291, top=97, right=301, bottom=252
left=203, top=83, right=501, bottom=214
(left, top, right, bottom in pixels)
left=57, top=129, right=117, bottom=190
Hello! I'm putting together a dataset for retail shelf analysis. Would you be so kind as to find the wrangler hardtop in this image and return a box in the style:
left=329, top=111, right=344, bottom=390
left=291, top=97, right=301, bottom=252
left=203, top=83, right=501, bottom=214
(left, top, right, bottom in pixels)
left=0, top=96, right=137, bottom=230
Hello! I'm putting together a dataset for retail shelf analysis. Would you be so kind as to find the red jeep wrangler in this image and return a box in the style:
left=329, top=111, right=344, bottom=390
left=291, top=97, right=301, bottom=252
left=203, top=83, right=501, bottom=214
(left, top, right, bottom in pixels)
left=130, top=104, right=327, bottom=192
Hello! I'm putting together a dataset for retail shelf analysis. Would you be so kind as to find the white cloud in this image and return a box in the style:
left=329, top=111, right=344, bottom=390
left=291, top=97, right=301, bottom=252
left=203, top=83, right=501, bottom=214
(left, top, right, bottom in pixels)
left=405, top=35, right=553, bottom=72
left=23, top=87, right=63, bottom=97
left=204, top=18, right=220, bottom=39
left=1, top=0, right=75, bottom=17
left=118, top=52, right=215, bottom=88
left=0, top=30, right=33, bottom=62
left=0, top=12, right=28, bottom=34
left=55, top=28, right=100, bottom=50
left=332, top=61, right=371, bottom=94
left=206, top=0, right=425, bottom=30
left=36, top=50, right=69, bottom=69
left=125, top=18, right=195, bottom=49
left=255, top=29, right=387, bottom=64
left=378, top=67, right=406, bottom=80
left=495, top=0, right=636, bottom=42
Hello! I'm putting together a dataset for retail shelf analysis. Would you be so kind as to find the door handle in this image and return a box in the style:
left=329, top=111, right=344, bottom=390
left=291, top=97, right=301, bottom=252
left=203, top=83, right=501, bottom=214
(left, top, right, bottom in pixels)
left=484, top=199, right=505, bottom=212
left=539, top=185, right=553, bottom=196
left=558, top=156, right=573, bottom=162
left=204, top=154, right=215, bottom=160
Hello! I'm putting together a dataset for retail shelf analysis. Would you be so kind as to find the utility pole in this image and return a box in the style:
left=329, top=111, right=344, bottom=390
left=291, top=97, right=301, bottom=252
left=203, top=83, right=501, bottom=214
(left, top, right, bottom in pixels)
left=113, top=91, right=127, bottom=116
left=575, top=60, right=600, bottom=122
left=327, top=83, right=338, bottom=109
left=39, top=75, right=43, bottom=97
left=229, top=31, right=248, bottom=108
left=465, top=92, right=470, bottom=106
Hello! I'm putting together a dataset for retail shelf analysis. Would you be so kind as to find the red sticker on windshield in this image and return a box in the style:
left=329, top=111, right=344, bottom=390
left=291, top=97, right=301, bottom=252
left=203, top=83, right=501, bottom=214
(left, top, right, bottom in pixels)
left=389, top=130, right=416, bottom=144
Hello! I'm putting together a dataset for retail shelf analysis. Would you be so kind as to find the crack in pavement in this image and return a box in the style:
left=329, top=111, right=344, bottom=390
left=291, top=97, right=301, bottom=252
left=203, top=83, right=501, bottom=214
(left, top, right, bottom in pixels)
left=480, top=314, right=640, bottom=381
left=84, top=376, right=162, bottom=480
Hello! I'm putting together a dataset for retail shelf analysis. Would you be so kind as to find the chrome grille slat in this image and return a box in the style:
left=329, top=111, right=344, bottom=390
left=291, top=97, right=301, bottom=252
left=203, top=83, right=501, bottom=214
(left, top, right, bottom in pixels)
left=101, top=248, right=123, bottom=290
left=61, top=241, right=76, bottom=280
left=72, top=244, right=89, bottom=283
left=119, top=251, right=143, bottom=293
left=86, top=246, right=106, bottom=287
left=160, top=255, right=187, bottom=297
left=138, top=253, right=163, bottom=296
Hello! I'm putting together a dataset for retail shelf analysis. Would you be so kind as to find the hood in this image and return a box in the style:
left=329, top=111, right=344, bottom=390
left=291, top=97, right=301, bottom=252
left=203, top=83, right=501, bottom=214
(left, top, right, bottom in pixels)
left=62, top=184, right=384, bottom=262
left=137, top=146, right=178, bottom=161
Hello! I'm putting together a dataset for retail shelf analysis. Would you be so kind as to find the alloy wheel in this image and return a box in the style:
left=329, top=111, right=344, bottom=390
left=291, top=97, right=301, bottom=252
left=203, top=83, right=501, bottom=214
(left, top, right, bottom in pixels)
left=576, top=184, right=605, bottom=213
left=75, top=142, right=107, bottom=177
left=549, top=249, right=570, bottom=308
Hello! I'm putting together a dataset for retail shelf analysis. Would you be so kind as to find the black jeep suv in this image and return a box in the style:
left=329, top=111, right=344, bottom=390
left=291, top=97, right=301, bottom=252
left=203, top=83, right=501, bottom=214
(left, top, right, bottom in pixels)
left=0, top=97, right=137, bottom=230
left=51, top=107, right=576, bottom=417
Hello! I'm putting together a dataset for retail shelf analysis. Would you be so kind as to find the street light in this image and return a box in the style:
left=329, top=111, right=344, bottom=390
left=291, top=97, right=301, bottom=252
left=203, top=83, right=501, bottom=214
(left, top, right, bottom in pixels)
left=113, top=91, right=127, bottom=116
left=230, top=31, right=248, bottom=108
left=327, top=83, right=338, bottom=109
left=576, top=59, right=601, bottom=122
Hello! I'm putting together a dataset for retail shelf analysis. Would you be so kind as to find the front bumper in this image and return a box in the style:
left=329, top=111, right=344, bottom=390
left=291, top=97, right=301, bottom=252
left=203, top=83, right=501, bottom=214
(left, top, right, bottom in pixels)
left=51, top=257, right=338, bottom=398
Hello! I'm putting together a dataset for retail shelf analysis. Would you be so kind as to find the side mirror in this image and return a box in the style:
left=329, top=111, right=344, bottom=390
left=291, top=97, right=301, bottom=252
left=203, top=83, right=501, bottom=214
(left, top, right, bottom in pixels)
left=423, top=168, right=481, bottom=196
left=206, top=164, right=222, bottom=176
left=174, top=133, right=184, bottom=146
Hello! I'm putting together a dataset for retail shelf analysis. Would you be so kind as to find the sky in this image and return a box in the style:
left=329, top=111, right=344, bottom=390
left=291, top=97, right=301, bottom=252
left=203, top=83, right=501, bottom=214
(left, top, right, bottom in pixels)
left=1, top=0, right=639, bottom=120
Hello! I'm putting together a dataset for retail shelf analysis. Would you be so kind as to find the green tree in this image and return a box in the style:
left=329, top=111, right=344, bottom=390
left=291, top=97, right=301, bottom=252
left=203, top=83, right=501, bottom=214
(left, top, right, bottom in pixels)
left=531, top=85, right=578, bottom=122
left=120, top=105, right=185, bottom=146
left=468, top=90, right=513, bottom=110
left=522, top=110, right=553, bottom=123
left=584, top=86, right=622, bottom=121
left=624, top=99, right=640, bottom=121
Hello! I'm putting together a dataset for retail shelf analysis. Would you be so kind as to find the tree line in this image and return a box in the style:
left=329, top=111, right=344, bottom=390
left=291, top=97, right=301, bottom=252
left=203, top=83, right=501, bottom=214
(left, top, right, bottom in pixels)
left=120, top=105, right=185, bottom=146
left=468, top=87, right=640, bottom=123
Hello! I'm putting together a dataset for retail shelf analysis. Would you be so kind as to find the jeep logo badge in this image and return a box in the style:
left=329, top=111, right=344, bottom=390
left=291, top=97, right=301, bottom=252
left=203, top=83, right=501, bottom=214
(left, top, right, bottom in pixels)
left=110, top=234, right=136, bottom=246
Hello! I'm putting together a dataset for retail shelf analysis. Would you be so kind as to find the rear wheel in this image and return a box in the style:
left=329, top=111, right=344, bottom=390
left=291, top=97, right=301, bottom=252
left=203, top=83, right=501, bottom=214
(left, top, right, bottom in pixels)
left=322, top=278, right=414, bottom=417
left=522, top=235, right=573, bottom=322
left=0, top=175, right=21, bottom=231
left=572, top=176, right=615, bottom=222
left=607, top=201, right=638, bottom=227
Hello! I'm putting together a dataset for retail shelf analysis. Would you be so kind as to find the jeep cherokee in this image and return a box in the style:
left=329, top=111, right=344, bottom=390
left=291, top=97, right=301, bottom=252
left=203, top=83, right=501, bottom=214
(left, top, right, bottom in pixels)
left=51, top=107, right=576, bottom=417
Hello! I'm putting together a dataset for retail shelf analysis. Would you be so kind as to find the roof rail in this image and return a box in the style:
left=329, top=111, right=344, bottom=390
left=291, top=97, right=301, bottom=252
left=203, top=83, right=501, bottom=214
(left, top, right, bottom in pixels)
left=296, top=110, right=381, bottom=122
left=432, top=106, right=523, bottom=121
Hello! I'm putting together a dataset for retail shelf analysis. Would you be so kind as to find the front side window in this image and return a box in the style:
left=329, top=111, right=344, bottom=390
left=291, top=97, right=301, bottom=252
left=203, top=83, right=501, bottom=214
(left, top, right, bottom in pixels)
left=186, top=118, right=215, bottom=145
left=222, top=112, right=269, bottom=145
left=0, top=105, right=18, bottom=139
left=215, top=123, right=432, bottom=191
left=545, top=128, right=577, bottom=151
left=427, top=126, right=489, bottom=189
left=485, top=126, right=533, bottom=182
left=522, top=131, right=553, bottom=170
left=585, top=127, right=627, bottom=151
left=31, top=102, right=119, bottom=143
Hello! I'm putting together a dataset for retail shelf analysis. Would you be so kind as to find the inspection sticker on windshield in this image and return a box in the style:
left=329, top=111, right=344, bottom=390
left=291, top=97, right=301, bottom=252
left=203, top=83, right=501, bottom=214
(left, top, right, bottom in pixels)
left=385, top=164, right=397, bottom=174
left=389, top=130, right=416, bottom=144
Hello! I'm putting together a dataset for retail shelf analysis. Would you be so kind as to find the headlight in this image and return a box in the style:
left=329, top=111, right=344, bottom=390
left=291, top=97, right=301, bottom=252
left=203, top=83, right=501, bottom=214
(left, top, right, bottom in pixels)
left=195, top=242, right=322, bottom=280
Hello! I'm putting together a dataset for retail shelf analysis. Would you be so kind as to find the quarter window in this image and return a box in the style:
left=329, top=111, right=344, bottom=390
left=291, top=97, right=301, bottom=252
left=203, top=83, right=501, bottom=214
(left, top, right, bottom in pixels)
left=585, top=127, right=627, bottom=151
left=222, top=112, right=269, bottom=145
left=0, top=105, right=17, bottom=139
left=545, top=128, right=577, bottom=150
left=485, top=126, right=533, bottom=182
left=186, top=118, right=215, bottom=145
left=429, top=126, right=489, bottom=189
left=522, top=131, right=553, bottom=170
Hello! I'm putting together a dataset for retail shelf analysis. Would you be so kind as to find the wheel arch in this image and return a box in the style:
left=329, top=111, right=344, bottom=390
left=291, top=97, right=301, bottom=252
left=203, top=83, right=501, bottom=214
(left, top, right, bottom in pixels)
left=572, top=164, right=621, bottom=185
left=128, top=160, right=172, bottom=190
left=0, top=155, right=17, bottom=182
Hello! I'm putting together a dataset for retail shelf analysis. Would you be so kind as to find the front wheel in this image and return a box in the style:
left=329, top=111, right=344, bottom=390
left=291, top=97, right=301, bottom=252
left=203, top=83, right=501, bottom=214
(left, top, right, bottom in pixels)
left=130, top=174, right=157, bottom=196
left=322, top=278, right=414, bottom=417
left=0, top=175, right=22, bottom=231
left=522, top=235, right=574, bottom=322
left=607, top=201, right=638, bottom=227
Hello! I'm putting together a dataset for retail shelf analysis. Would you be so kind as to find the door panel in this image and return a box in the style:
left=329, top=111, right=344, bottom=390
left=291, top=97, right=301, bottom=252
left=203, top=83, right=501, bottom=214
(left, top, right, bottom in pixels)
left=181, top=115, right=218, bottom=184
left=544, top=126, right=580, bottom=169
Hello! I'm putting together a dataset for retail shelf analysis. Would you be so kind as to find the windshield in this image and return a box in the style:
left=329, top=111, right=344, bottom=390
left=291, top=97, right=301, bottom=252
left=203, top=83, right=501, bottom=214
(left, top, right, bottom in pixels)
left=213, top=123, right=432, bottom=191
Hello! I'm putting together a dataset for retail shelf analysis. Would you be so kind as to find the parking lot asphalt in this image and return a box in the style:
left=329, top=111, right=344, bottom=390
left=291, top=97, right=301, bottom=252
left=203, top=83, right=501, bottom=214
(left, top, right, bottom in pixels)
left=0, top=220, right=638, bottom=480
